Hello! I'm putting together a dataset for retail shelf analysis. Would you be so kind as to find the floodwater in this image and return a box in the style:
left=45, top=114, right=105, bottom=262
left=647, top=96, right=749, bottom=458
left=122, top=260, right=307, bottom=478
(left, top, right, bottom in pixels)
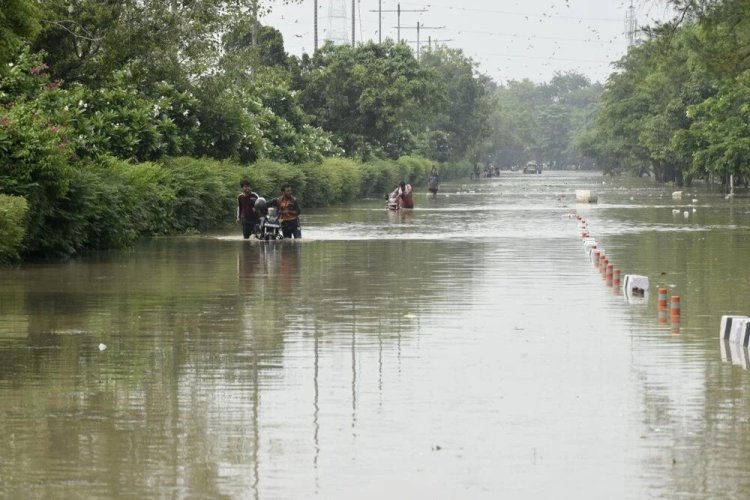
left=1, top=171, right=750, bottom=499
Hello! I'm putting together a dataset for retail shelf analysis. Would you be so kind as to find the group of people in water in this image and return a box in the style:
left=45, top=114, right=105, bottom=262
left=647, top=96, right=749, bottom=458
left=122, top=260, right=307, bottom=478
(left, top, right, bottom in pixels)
left=386, top=166, right=441, bottom=210
left=237, top=166, right=441, bottom=238
left=236, top=181, right=301, bottom=240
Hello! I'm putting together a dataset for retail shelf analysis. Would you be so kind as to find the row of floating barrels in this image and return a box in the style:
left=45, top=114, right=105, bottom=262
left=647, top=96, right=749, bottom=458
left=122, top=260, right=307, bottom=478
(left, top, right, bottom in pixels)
left=569, top=205, right=748, bottom=370
left=568, top=210, right=682, bottom=331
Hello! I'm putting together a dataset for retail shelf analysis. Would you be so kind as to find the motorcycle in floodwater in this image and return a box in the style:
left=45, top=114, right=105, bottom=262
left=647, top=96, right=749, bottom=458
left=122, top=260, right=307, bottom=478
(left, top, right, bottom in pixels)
left=386, top=193, right=400, bottom=211
left=253, top=198, right=284, bottom=240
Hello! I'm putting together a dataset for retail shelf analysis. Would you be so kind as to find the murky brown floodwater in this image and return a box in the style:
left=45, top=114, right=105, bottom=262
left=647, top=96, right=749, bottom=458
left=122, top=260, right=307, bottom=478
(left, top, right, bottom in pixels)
left=2, top=171, right=750, bottom=499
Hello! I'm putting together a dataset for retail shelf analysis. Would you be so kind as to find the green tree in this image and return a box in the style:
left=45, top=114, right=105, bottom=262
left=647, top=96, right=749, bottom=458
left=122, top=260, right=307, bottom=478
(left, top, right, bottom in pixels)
left=296, top=41, right=442, bottom=159
left=31, top=0, right=302, bottom=87
left=0, top=0, right=41, bottom=67
left=418, top=46, right=489, bottom=161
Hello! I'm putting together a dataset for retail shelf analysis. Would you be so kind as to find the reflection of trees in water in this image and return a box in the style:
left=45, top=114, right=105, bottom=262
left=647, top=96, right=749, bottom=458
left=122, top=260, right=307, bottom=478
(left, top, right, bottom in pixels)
left=602, top=194, right=750, bottom=496
left=0, top=236, right=487, bottom=497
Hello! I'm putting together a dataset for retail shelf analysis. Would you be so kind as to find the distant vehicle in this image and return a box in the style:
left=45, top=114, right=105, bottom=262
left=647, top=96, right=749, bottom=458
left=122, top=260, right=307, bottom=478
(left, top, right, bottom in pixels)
left=523, top=161, right=542, bottom=174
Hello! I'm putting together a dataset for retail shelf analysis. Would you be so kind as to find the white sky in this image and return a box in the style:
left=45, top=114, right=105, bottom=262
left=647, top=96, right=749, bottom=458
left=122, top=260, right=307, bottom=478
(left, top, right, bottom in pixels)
left=262, top=0, right=674, bottom=84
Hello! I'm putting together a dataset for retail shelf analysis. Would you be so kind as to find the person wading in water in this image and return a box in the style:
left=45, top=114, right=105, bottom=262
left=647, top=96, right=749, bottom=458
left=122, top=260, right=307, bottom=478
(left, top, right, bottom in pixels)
left=391, top=181, right=414, bottom=209
left=267, top=183, right=302, bottom=238
left=236, top=179, right=260, bottom=239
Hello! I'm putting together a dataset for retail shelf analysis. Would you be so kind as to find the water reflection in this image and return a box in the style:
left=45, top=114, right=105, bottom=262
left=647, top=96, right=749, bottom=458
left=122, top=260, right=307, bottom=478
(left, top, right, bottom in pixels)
left=1, top=173, right=750, bottom=498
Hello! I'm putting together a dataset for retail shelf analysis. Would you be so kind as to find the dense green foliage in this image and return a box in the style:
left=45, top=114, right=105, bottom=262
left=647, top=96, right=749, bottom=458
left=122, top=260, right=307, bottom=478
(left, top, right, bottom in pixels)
left=0, top=194, right=28, bottom=261
left=296, top=41, right=443, bottom=159
left=483, top=73, right=603, bottom=168
left=0, top=0, right=599, bottom=259
left=581, top=0, right=750, bottom=188
left=0, top=153, right=457, bottom=260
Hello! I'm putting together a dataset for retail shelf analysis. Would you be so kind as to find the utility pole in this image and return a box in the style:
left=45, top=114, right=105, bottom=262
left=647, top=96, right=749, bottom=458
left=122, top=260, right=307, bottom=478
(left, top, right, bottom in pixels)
left=252, top=0, right=258, bottom=47
left=417, top=22, right=420, bottom=59
left=427, top=36, right=453, bottom=50
left=351, top=0, right=355, bottom=46
left=314, top=0, right=318, bottom=51
left=369, top=3, right=426, bottom=43
left=379, top=0, right=381, bottom=43
left=399, top=23, right=444, bottom=60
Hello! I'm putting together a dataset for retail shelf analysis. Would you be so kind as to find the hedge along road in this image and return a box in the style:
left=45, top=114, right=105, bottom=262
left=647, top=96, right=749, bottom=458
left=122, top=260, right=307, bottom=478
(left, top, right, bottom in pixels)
left=1, top=171, right=750, bottom=499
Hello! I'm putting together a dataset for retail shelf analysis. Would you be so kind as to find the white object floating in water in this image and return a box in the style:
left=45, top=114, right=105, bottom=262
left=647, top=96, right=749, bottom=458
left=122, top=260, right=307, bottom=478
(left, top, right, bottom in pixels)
left=575, top=190, right=598, bottom=203
left=728, top=318, right=750, bottom=345
left=721, top=340, right=750, bottom=370
left=672, top=209, right=680, bottom=215
left=622, top=274, right=649, bottom=298
left=672, top=191, right=683, bottom=200
left=683, top=211, right=689, bottom=218
left=98, top=343, right=107, bottom=351
left=692, top=198, right=698, bottom=203
left=720, top=315, right=749, bottom=340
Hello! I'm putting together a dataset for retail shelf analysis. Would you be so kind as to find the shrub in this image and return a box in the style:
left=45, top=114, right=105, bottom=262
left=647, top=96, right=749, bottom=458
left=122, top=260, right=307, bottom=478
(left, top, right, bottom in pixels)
left=160, top=157, right=241, bottom=232
left=243, top=158, right=306, bottom=200
left=395, top=155, right=432, bottom=185
left=107, top=158, right=178, bottom=236
left=0, top=194, right=28, bottom=261
left=360, top=158, right=401, bottom=197
left=0, top=86, right=75, bottom=255
left=299, top=157, right=362, bottom=205
left=439, top=158, right=473, bottom=179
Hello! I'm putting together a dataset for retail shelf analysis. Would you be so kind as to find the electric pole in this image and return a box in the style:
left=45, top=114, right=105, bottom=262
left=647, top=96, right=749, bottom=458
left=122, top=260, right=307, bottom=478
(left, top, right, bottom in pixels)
left=427, top=37, right=453, bottom=50
left=352, top=0, right=355, bottom=46
left=369, top=3, right=426, bottom=43
left=399, top=23, right=445, bottom=60
left=314, top=0, right=318, bottom=51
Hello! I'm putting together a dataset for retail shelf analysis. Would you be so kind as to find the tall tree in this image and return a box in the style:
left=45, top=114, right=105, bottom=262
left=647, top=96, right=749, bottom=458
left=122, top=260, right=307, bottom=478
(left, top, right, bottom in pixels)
left=0, top=0, right=41, bottom=67
left=418, top=46, right=489, bottom=161
left=297, top=41, right=442, bottom=159
left=31, top=0, right=302, bottom=87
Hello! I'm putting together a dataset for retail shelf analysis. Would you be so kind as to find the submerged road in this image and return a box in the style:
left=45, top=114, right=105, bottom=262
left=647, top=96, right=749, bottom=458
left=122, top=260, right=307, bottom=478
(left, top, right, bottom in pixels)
left=1, top=171, right=750, bottom=498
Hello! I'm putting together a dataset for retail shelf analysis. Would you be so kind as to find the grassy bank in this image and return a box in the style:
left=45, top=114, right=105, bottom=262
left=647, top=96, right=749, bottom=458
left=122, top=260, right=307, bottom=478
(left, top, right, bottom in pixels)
left=0, top=155, right=471, bottom=261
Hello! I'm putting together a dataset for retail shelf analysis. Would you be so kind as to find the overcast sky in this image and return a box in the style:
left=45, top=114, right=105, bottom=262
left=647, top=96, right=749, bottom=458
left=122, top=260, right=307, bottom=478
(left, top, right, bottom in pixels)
left=262, top=0, right=674, bottom=84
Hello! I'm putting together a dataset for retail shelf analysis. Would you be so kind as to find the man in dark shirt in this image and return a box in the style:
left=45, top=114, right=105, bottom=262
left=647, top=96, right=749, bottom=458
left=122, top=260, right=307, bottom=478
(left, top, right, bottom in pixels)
left=236, top=179, right=260, bottom=239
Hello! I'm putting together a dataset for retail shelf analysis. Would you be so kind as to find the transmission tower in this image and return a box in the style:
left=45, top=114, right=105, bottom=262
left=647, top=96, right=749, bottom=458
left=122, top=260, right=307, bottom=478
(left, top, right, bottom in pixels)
left=625, top=0, right=638, bottom=47
left=326, top=0, right=349, bottom=45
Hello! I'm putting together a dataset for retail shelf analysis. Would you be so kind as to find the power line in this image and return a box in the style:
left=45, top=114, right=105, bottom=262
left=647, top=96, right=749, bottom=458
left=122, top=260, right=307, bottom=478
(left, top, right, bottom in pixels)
left=396, top=3, right=623, bottom=23
left=443, top=28, right=623, bottom=45
left=477, top=52, right=611, bottom=64
left=399, top=22, right=445, bottom=60
left=369, top=3, right=426, bottom=43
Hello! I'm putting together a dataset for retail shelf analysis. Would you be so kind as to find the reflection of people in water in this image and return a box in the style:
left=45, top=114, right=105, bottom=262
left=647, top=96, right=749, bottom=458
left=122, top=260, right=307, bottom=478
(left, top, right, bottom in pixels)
left=238, top=245, right=259, bottom=294
left=386, top=206, right=413, bottom=223
left=279, top=243, right=301, bottom=293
